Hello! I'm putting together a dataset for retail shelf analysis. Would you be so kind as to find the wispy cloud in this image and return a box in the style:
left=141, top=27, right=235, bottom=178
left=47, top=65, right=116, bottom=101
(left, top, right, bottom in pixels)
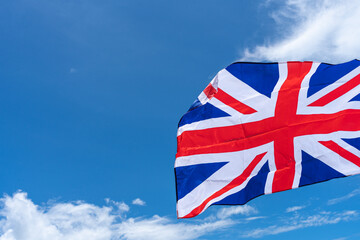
left=132, top=198, right=146, bottom=206
left=216, top=205, right=258, bottom=219
left=1, top=191, right=359, bottom=239
left=328, top=188, right=360, bottom=205
left=333, top=233, right=360, bottom=240
left=286, top=205, right=306, bottom=213
left=118, top=216, right=232, bottom=240
left=245, top=216, right=266, bottom=221
left=243, top=210, right=358, bottom=238
left=241, top=0, right=360, bottom=62
left=0, top=192, right=234, bottom=240
left=105, top=198, right=130, bottom=213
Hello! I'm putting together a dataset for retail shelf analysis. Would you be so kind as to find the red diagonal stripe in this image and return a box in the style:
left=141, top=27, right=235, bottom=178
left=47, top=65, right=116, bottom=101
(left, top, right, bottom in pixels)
left=308, top=73, right=360, bottom=107
left=203, top=83, right=217, bottom=99
left=181, top=152, right=267, bottom=219
left=319, top=140, right=360, bottom=168
left=215, top=88, right=257, bottom=114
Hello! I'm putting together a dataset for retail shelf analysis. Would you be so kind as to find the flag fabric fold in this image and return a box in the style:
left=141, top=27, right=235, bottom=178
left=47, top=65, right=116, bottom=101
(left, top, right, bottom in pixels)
left=175, top=60, right=360, bottom=218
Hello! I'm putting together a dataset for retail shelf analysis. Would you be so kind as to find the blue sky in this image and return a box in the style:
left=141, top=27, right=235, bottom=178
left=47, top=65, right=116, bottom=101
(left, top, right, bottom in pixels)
left=1, top=0, right=360, bottom=239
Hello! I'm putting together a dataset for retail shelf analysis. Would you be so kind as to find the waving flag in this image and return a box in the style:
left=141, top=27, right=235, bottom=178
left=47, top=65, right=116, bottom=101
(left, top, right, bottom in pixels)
left=175, top=60, right=360, bottom=218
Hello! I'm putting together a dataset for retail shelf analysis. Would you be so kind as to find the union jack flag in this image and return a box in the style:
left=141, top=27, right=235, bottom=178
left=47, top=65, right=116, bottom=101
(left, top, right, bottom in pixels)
left=175, top=60, right=360, bottom=218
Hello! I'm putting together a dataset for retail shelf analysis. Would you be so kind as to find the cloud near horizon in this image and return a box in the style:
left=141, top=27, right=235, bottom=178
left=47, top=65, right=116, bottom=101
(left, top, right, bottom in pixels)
left=0, top=192, right=234, bottom=240
left=0, top=191, right=358, bottom=239
left=243, top=210, right=358, bottom=238
left=241, top=0, right=360, bottom=63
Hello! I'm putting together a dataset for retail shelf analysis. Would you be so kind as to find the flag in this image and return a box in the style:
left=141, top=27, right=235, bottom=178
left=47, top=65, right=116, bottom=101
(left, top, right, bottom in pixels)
left=175, top=60, right=360, bottom=218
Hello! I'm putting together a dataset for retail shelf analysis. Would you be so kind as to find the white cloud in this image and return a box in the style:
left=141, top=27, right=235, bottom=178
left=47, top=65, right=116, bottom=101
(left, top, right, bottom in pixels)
left=0, top=192, right=234, bottom=240
left=131, top=198, right=146, bottom=206
left=243, top=210, right=358, bottom=238
left=0, top=192, right=114, bottom=240
left=241, top=0, right=360, bottom=63
left=328, top=188, right=360, bottom=205
left=104, top=198, right=130, bottom=213
left=1, top=192, right=359, bottom=240
left=217, top=205, right=258, bottom=219
left=118, top=216, right=232, bottom=240
left=286, top=205, right=306, bottom=213
left=245, top=216, right=266, bottom=221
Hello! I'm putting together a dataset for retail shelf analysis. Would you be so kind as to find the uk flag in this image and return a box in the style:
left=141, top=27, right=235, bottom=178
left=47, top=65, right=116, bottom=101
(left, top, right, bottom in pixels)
left=175, top=60, right=360, bottom=218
